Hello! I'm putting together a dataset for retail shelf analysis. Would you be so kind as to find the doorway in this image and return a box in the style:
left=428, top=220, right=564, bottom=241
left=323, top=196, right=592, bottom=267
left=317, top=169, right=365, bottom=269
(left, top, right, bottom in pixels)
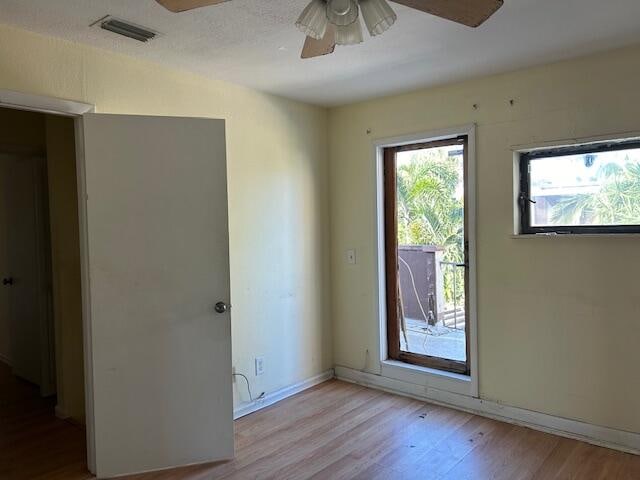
left=0, top=106, right=89, bottom=479
left=0, top=91, right=235, bottom=478
left=383, top=134, right=473, bottom=375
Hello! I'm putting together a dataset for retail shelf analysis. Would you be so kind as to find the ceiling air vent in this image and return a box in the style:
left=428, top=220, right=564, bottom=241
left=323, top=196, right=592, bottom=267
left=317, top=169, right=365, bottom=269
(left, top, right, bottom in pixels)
left=97, top=17, right=157, bottom=42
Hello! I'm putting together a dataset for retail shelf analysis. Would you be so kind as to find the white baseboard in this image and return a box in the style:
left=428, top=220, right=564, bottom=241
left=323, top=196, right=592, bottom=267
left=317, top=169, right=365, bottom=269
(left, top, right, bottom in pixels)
left=233, top=369, right=334, bottom=420
left=334, top=365, right=640, bottom=455
left=55, top=404, right=70, bottom=420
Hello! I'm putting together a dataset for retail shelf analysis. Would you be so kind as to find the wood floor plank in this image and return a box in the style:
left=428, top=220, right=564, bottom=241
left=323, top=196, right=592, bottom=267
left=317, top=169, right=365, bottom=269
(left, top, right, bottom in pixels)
left=3, top=360, right=637, bottom=480
left=438, top=424, right=560, bottom=480
left=235, top=380, right=365, bottom=448
left=619, top=453, right=640, bottom=480
left=0, top=363, right=91, bottom=480
left=305, top=404, right=461, bottom=480
left=384, top=414, right=514, bottom=480
left=220, top=392, right=412, bottom=479
left=279, top=396, right=426, bottom=479
left=214, top=386, right=388, bottom=478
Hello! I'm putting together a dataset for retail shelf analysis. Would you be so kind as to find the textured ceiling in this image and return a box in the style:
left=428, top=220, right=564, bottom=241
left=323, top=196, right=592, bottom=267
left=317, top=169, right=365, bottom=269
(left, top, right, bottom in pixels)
left=1, top=0, right=640, bottom=106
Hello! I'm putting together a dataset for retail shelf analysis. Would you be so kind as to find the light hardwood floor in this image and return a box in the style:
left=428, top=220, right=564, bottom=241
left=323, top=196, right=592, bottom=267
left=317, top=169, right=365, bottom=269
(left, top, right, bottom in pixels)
left=0, top=361, right=90, bottom=480
left=2, top=363, right=638, bottom=479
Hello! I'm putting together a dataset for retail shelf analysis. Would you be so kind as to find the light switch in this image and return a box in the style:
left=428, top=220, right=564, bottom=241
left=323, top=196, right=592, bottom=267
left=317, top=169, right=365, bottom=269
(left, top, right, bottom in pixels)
left=346, top=249, right=357, bottom=264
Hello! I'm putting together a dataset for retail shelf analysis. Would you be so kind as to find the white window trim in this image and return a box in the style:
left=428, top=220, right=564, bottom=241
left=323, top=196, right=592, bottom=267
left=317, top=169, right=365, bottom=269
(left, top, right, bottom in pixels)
left=372, top=124, right=478, bottom=398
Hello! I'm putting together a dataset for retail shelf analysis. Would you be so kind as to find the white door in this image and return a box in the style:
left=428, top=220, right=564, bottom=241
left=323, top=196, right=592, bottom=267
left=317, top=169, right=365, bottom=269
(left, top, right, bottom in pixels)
left=1, top=154, right=55, bottom=395
left=82, top=114, right=233, bottom=478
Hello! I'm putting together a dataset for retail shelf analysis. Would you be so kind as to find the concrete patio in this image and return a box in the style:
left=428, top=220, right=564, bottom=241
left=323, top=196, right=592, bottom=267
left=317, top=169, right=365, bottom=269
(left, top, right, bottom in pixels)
left=400, top=317, right=466, bottom=362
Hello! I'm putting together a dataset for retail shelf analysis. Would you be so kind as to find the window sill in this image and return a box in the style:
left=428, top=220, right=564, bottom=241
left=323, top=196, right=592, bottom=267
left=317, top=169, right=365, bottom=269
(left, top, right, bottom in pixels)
left=380, top=359, right=473, bottom=397
left=511, top=233, right=640, bottom=239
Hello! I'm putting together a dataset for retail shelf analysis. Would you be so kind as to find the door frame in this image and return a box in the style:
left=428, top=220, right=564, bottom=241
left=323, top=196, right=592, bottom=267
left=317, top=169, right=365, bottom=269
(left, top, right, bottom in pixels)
left=0, top=89, right=97, bottom=473
left=372, top=124, right=479, bottom=398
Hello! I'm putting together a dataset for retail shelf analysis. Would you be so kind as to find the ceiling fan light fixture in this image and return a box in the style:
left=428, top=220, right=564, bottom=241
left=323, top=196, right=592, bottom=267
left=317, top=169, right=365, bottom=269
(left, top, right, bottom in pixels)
left=359, top=0, right=397, bottom=36
left=156, top=0, right=505, bottom=60
left=295, top=0, right=328, bottom=40
left=335, top=17, right=364, bottom=45
left=326, top=0, right=359, bottom=26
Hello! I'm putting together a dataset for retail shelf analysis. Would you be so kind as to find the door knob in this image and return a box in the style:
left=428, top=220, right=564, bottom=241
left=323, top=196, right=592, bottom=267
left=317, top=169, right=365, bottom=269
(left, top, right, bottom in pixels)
left=2, top=277, right=13, bottom=286
left=214, top=302, right=228, bottom=314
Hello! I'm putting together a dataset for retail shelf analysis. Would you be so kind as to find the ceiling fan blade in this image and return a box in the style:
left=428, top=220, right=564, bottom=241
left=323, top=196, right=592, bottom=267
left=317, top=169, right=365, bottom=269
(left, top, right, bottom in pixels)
left=301, top=24, right=336, bottom=59
left=390, top=0, right=503, bottom=27
left=155, top=0, right=229, bottom=13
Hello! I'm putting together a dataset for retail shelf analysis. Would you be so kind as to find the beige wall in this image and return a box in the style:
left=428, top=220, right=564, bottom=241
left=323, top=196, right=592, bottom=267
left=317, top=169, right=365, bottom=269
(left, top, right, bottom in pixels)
left=0, top=24, right=332, bottom=409
left=45, top=115, right=85, bottom=423
left=329, top=45, right=640, bottom=434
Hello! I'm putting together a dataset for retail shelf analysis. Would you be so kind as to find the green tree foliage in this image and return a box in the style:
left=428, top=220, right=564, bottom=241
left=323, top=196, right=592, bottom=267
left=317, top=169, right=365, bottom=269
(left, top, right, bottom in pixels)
left=396, top=148, right=464, bottom=306
left=550, top=158, right=640, bottom=225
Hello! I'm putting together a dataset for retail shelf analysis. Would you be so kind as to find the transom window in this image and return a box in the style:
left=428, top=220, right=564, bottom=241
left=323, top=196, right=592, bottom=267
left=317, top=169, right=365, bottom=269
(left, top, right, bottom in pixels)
left=519, top=139, right=640, bottom=234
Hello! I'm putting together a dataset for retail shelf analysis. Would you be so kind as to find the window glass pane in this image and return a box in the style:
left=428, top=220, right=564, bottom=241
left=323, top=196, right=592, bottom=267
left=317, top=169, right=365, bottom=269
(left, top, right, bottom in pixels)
left=396, top=144, right=466, bottom=362
left=529, top=146, right=640, bottom=227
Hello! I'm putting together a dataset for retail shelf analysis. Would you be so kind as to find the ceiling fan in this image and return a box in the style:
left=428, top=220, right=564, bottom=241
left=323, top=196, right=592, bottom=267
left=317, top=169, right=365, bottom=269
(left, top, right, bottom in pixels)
left=155, top=0, right=503, bottom=59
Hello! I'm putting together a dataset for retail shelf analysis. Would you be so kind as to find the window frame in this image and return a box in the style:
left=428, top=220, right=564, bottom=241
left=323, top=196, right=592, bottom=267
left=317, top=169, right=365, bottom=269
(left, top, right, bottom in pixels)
left=519, top=139, right=640, bottom=235
left=384, top=136, right=470, bottom=376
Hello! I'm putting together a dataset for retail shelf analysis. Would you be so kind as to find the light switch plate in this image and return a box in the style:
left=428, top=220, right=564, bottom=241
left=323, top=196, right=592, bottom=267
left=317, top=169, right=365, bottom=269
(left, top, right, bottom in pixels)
left=255, top=356, right=265, bottom=376
left=346, top=249, right=357, bottom=264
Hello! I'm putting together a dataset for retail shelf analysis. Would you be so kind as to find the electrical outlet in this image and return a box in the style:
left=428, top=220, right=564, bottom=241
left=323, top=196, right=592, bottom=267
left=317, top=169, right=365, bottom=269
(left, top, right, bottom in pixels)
left=255, top=357, right=265, bottom=376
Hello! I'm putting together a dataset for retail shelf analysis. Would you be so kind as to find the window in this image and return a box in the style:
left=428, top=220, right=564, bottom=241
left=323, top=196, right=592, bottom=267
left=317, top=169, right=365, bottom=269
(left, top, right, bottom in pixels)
left=519, top=140, right=640, bottom=234
left=384, top=136, right=470, bottom=375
